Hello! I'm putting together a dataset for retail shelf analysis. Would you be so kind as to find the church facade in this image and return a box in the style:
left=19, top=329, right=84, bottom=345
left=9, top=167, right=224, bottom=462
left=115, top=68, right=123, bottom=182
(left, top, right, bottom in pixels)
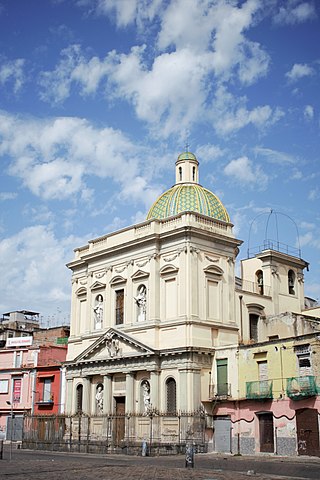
left=64, top=151, right=319, bottom=453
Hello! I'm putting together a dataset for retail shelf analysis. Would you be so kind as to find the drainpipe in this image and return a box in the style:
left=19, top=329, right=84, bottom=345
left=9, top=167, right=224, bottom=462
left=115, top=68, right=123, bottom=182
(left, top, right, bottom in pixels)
left=239, top=296, right=243, bottom=343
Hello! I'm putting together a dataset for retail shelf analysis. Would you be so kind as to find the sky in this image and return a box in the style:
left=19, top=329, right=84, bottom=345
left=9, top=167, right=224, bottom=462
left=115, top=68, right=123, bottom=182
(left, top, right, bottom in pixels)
left=0, top=0, right=319, bottom=326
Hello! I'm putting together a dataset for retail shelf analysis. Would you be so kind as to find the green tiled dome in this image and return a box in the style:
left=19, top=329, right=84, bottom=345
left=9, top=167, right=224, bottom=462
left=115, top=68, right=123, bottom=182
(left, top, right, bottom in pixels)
left=146, top=183, right=230, bottom=222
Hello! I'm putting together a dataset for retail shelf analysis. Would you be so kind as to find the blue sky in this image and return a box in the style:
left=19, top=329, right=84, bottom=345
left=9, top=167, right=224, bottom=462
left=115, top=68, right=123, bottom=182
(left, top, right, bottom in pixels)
left=0, top=0, right=319, bottom=325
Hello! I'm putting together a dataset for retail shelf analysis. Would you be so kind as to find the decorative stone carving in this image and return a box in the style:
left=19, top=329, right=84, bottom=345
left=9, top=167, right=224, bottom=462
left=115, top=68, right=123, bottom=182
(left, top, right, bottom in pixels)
left=105, top=333, right=120, bottom=357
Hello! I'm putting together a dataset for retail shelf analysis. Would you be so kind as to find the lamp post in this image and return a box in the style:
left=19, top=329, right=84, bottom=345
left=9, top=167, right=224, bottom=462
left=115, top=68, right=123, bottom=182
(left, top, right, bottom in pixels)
left=6, top=400, right=13, bottom=461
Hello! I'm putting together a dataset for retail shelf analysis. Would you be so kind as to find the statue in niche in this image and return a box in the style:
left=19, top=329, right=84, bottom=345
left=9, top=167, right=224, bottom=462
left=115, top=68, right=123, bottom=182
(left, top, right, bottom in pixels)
left=95, top=384, right=103, bottom=413
left=134, top=285, right=147, bottom=322
left=142, top=380, right=150, bottom=413
left=93, top=294, right=103, bottom=329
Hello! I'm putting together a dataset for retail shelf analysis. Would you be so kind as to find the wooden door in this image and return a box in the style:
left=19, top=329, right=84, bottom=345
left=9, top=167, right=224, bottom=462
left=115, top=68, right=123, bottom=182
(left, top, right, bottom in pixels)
left=296, top=408, right=319, bottom=456
left=114, top=397, right=125, bottom=446
left=259, top=413, right=274, bottom=453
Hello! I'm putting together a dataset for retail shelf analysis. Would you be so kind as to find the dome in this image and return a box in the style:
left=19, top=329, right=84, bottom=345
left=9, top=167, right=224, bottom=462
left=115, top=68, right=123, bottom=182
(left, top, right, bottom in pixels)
left=177, top=151, right=198, bottom=162
left=146, top=183, right=230, bottom=222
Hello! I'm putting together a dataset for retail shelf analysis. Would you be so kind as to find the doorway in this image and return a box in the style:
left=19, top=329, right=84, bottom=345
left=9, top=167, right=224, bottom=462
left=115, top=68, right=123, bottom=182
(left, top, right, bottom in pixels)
left=296, top=408, right=320, bottom=456
left=259, top=413, right=274, bottom=453
left=114, top=396, right=125, bottom=446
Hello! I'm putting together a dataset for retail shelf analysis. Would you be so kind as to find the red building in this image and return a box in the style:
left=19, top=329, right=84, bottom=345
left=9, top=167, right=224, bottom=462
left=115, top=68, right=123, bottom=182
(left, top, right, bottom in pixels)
left=34, top=344, right=68, bottom=415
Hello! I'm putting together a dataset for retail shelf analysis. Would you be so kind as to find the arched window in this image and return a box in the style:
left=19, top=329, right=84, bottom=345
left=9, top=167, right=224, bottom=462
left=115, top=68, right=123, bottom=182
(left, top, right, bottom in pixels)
left=192, top=166, right=196, bottom=181
left=179, top=166, right=182, bottom=181
left=256, top=270, right=264, bottom=295
left=76, top=384, right=83, bottom=413
left=288, top=270, right=295, bottom=295
left=166, top=377, right=176, bottom=413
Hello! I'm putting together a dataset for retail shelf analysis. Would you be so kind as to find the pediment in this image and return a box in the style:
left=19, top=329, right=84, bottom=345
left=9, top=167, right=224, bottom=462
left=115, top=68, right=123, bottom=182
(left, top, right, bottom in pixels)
left=131, top=269, right=149, bottom=280
left=203, top=265, right=223, bottom=276
left=91, top=281, right=105, bottom=290
left=76, top=287, right=87, bottom=296
left=160, top=264, right=179, bottom=276
left=74, top=328, right=155, bottom=363
left=110, top=275, right=126, bottom=286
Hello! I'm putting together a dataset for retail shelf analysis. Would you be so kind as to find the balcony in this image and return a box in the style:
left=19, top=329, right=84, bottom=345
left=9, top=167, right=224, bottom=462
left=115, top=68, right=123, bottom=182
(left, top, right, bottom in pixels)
left=246, top=380, right=273, bottom=400
left=236, top=279, right=271, bottom=297
left=209, top=383, right=231, bottom=400
left=286, top=376, right=317, bottom=400
left=35, top=392, right=54, bottom=406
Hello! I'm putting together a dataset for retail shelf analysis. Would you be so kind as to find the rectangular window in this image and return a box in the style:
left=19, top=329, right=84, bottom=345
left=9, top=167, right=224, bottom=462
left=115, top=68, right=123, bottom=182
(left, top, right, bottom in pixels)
left=0, top=379, right=9, bottom=394
left=249, top=314, right=259, bottom=342
left=115, top=289, right=124, bottom=325
left=165, top=278, right=177, bottom=318
left=14, top=351, right=22, bottom=368
left=216, top=358, right=228, bottom=396
left=43, top=378, right=52, bottom=402
left=13, top=378, right=22, bottom=403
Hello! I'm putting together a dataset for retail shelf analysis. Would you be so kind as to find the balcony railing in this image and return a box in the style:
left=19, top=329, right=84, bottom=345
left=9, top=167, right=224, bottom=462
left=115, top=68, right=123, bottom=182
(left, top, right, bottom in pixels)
left=236, top=279, right=271, bottom=297
left=209, top=383, right=231, bottom=400
left=286, top=376, right=317, bottom=400
left=246, top=380, right=273, bottom=400
left=35, top=392, right=54, bottom=405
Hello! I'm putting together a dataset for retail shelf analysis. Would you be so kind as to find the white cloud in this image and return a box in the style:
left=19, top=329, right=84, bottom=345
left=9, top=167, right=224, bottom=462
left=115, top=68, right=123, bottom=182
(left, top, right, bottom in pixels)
left=253, top=147, right=296, bottom=164
left=0, top=192, right=17, bottom=200
left=195, top=144, right=225, bottom=163
left=0, top=225, right=84, bottom=317
left=304, top=104, right=314, bottom=120
left=94, top=0, right=162, bottom=28
left=308, top=187, right=319, bottom=201
left=39, top=44, right=85, bottom=104
left=224, top=156, right=268, bottom=189
left=286, top=63, right=314, bottom=82
left=38, top=1, right=272, bottom=137
left=273, top=1, right=317, bottom=25
left=0, top=58, right=25, bottom=93
left=211, top=86, right=283, bottom=135
left=0, top=111, right=154, bottom=204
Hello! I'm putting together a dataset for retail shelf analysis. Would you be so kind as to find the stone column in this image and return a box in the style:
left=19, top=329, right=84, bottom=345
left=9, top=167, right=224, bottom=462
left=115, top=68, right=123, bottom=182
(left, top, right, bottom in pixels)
left=103, top=374, right=112, bottom=414
left=125, top=372, right=135, bottom=414
left=82, top=376, right=91, bottom=414
left=67, top=378, right=75, bottom=414
left=150, top=371, right=160, bottom=410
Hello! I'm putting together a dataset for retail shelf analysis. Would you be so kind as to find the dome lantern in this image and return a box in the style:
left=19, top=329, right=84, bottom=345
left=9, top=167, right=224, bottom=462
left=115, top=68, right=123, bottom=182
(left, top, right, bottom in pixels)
left=175, top=151, right=199, bottom=184
left=146, top=150, right=230, bottom=223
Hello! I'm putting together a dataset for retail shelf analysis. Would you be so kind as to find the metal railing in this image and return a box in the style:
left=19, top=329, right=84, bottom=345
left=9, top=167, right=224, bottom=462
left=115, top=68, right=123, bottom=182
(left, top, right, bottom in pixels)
left=246, top=380, right=273, bottom=400
left=286, top=376, right=317, bottom=400
left=209, top=383, right=231, bottom=399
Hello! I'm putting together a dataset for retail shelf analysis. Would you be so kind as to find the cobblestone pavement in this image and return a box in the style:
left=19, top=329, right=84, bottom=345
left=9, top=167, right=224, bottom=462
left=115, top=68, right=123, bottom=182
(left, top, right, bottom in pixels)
left=1, top=447, right=320, bottom=480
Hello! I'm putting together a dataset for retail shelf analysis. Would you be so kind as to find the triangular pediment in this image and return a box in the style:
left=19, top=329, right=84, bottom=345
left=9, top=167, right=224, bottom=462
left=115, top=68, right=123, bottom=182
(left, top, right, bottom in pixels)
left=91, top=281, right=105, bottom=290
left=74, top=328, right=155, bottom=363
left=131, top=269, right=149, bottom=280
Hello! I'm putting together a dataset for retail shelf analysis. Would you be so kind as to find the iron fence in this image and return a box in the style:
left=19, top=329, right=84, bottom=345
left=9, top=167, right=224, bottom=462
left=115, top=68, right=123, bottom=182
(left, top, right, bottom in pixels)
left=22, top=410, right=208, bottom=455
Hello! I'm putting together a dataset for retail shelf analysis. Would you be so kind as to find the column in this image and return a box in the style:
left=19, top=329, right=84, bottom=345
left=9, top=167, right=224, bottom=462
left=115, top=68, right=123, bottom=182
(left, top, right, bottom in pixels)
left=125, top=372, right=135, bottom=414
left=150, top=371, right=160, bottom=410
left=103, top=374, right=112, bottom=414
left=82, top=377, right=91, bottom=414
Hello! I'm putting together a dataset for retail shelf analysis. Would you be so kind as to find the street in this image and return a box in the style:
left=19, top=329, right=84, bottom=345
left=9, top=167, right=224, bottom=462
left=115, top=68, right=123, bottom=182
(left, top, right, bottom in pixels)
left=1, top=445, right=320, bottom=480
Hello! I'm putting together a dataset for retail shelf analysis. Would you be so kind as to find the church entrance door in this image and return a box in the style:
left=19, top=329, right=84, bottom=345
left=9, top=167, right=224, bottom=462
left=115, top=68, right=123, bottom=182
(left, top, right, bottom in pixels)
left=114, top=396, right=125, bottom=446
